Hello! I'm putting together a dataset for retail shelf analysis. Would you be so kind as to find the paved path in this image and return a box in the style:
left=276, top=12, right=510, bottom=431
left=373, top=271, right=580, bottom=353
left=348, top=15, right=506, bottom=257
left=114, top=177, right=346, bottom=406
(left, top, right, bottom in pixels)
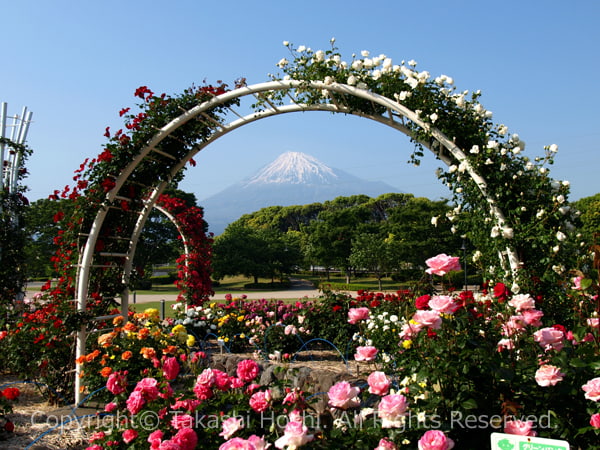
left=127, top=278, right=322, bottom=304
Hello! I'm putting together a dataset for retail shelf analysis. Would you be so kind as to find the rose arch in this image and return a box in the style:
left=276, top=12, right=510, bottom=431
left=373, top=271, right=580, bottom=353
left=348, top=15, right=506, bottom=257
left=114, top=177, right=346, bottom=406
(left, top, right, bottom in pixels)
left=47, top=42, right=576, bottom=401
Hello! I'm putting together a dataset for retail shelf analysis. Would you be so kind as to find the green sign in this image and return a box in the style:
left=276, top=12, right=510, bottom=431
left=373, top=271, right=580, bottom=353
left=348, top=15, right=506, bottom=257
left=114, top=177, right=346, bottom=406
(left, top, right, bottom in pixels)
left=490, top=432, right=569, bottom=450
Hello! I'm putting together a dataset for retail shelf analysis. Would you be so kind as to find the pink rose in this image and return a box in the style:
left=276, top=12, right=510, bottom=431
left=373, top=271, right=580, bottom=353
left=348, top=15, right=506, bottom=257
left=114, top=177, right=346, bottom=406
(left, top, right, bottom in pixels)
left=412, top=310, right=442, bottom=329
left=213, top=369, right=232, bottom=390
left=147, top=429, right=164, bottom=450
left=399, top=321, right=423, bottom=339
left=162, top=356, right=180, bottom=381
left=368, top=371, right=391, bottom=396
left=582, top=377, right=600, bottom=401
left=220, top=417, right=244, bottom=440
left=197, top=368, right=216, bottom=387
left=497, top=338, right=515, bottom=352
left=502, top=315, right=526, bottom=337
left=134, top=377, right=160, bottom=401
left=106, top=371, right=127, bottom=395
left=172, top=427, right=198, bottom=450
left=533, top=327, right=564, bottom=351
left=354, top=346, right=378, bottom=362
left=428, top=295, right=458, bottom=314
left=508, top=294, right=536, bottom=311
left=284, top=324, right=297, bottom=335
left=348, top=307, right=370, bottom=324
left=375, top=438, right=398, bottom=449
left=171, top=413, right=194, bottom=430
left=327, top=381, right=361, bottom=409
left=193, top=383, right=213, bottom=401
left=237, top=359, right=260, bottom=382
left=521, top=309, right=544, bottom=327
left=274, top=420, right=314, bottom=449
left=587, top=318, right=600, bottom=329
left=247, top=435, right=269, bottom=450
left=122, top=429, right=138, bottom=444
left=249, top=390, right=272, bottom=413
left=425, top=253, right=461, bottom=276
left=504, top=419, right=537, bottom=436
left=104, top=402, right=117, bottom=413
left=219, top=437, right=254, bottom=450
left=572, top=276, right=583, bottom=290
left=535, top=364, right=565, bottom=386
left=417, top=430, right=455, bottom=449
left=590, top=413, right=600, bottom=429
left=126, top=390, right=145, bottom=415
left=378, top=393, right=408, bottom=428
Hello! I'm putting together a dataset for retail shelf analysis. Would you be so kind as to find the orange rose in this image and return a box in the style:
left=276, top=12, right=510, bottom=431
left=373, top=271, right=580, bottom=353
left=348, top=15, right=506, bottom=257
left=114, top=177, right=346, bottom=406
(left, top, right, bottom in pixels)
left=138, top=328, right=150, bottom=340
left=121, top=351, right=133, bottom=360
left=163, top=345, right=178, bottom=355
left=123, top=322, right=137, bottom=333
left=112, top=315, right=125, bottom=326
left=140, top=347, right=156, bottom=359
left=100, top=367, right=113, bottom=378
left=98, top=332, right=116, bottom=347
left=85, top=349, right=101, bottom=362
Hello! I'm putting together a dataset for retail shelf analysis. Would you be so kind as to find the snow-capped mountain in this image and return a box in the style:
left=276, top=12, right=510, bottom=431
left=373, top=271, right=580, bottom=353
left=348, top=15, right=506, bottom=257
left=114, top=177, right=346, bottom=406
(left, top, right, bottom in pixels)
left=244, top=152, right=338, bottom=185
left=200, top=151, right=401, bottom=235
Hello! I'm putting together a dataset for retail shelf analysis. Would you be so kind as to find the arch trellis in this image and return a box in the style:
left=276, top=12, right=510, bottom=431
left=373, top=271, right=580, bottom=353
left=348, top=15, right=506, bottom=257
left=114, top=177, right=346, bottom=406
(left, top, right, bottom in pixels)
left=63, top=44, right=575, bottom=402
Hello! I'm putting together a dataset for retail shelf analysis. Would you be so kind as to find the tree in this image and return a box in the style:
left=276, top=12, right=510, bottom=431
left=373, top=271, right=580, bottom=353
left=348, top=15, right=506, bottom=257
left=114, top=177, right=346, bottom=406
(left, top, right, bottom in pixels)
left=349, top=232, right=397, bottom=289
left=23, top=198, right=74, bottom=278
left=212, top=223, right=302, bottom=284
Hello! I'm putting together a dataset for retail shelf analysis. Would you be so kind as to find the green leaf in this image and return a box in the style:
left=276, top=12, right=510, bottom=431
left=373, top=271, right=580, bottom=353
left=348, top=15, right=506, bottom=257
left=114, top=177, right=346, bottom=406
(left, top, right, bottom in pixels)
left=461, top=398, right=478, bottom=410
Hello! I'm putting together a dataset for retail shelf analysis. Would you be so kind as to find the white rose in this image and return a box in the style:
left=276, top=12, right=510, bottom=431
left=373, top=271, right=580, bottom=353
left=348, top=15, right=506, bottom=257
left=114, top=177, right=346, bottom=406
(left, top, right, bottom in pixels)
left=408, top=59, right=417, bottom=66
left=429, top=113, right=438, bottom=123
left=297, top=45, right=306, bottom=52
left=347, top=75, right=357, bottom=85
left=361, top=50, right=370, bottom=57
left=470, top=145, right=479, bottom=154
left=556, top=231, right=567, bottom=242
left=549, top=144, right=558, bottom=153
left=277, top=58, right=289, bottom=68
left=502, top=227, right=514, bottom=239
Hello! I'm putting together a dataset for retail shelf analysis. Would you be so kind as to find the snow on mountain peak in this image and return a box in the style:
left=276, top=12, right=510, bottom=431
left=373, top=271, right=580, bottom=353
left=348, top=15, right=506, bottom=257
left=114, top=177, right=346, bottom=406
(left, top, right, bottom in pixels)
left=245, top=151, right=338, bottom=186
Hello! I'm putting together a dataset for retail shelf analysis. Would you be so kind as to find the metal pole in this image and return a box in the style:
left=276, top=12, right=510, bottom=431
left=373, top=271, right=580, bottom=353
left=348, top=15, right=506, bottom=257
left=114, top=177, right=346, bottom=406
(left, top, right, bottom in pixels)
left=461, top=240, right=468, bottom=290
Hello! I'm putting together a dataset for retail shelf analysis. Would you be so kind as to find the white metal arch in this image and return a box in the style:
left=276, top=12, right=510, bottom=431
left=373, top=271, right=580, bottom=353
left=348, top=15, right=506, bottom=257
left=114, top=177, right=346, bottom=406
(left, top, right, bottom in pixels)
left=74, top=80, right=520, bottom=402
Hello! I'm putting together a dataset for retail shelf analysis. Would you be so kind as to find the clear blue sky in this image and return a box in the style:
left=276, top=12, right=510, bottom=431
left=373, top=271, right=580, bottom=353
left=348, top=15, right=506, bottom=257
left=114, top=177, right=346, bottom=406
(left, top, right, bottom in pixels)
left=2, top=0, right=599, bottom=204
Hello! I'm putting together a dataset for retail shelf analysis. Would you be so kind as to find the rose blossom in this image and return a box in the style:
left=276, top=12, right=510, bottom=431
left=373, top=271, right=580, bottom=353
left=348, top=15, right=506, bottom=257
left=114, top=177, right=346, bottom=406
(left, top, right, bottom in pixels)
left=236, top=359, right=260, bottom=382
left=249, top=389, right=272, bottom=413
left=417, top=429, right=455, bottom=449
left=412, top=310, right=442, bottom=329
left=587, top=318, right=600, bottom=329
left=171, top=413, right=194, bottom=430
left=134, top=377, right=160, bottom=400
left=590, top=413, right=600, bottom=429
left=354, top=346, right=378, bottom=362
left=147, top=429, right=164, bottom=449
left=535, top=364, right=565, bottom=387
left=504, top=419, right=537, bottom=436
left=428, top=295, right=458, bottom=314
left=521, top=309, right=544, bottom=327
left=327, top=381, right=361, bottom=409
left=274, top=420, right=314, bottom=449
left=375, top=438, right=398, bottom=449
left=220, top=417, right=244, bottom=440
left=425, top=253, right=461, bottom=276
left=533, top=327, right=564, bottom=351
left=582, top=377, right=600, bottom=401
left=348, top=307, right=370, bottom=324
left=415, top=294, right=431, bottom=310
left=368, top=371, right=391, bottom=396
left=122, top=429, right=138, bottom=444
left=378, top=393, right=409, bottom=428
left=126, top=390, right=145, bottom=415
left=508, top=293, right=536, bottom=312
left=162, top=356, right=180, bottom=381
left=106, top=371, right=127, bottom=395
left=172, top=427, right=198, bottom=450
left=196, top=368, right=216, bottom=387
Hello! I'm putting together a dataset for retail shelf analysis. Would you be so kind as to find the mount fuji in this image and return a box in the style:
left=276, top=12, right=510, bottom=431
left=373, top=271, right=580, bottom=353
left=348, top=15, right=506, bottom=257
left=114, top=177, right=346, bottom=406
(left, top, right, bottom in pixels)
left=199, top=151, right=401, bottom=234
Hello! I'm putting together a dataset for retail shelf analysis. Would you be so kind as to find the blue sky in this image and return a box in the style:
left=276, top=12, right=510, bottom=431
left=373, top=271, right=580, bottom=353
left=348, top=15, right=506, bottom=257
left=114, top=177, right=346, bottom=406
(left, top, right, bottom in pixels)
left=2, top=0, right=599, bottom=204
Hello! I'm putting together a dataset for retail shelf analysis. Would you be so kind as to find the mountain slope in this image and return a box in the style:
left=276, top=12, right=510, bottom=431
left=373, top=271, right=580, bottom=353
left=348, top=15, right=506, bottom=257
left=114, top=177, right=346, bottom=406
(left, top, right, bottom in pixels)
left=200, top=152, right=401, bottom=234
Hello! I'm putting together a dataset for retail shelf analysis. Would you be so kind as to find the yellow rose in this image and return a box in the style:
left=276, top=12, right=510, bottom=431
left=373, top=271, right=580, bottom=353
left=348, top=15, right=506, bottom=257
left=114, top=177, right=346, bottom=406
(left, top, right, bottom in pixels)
left=186, top=335, right=196, bottom=347
left=402, top=340, right=412, bottom=349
